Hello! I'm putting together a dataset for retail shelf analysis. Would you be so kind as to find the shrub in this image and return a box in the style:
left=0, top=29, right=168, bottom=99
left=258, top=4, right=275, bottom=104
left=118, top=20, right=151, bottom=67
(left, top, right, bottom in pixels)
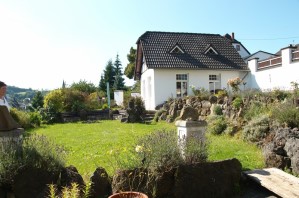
left=242, top=114, right=270, bottom=142
left=0, top=134, right=66, bottom=186
left=48, top=182, right=91, bottom=198
left=10, top=108, right=32, bottom=129
left=213, top=105, right=223, bottom=115
left=206, top=115, right=227, bottom=135
left=272, top=101, right=299, bottom=128
left=109, top=129, right=208, bottom=195
left=232, top=97, right=243, bottom=109
left=126, top=97, right=146, bottom=123
left=272, top=88, right=289, bottom=101
left=244, top=101, right=271, bottom=121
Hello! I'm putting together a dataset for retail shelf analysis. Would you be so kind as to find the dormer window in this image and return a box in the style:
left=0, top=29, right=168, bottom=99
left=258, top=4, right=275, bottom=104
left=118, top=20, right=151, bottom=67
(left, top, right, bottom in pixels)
left=204, top=45, right=218, bottom=55
left=236, top=44, right=240, bottom=51
left=170, top=44, right=184, bottom=54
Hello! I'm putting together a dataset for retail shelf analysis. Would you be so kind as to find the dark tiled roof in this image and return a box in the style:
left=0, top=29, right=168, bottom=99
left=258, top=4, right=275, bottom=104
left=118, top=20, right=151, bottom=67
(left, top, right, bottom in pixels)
left=137, top=31, right=248, bottom=71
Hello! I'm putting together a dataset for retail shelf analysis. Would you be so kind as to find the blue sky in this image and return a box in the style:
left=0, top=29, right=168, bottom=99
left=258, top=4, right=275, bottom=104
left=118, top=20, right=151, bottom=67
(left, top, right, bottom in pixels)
left=1, top=0, right=299, bottom=90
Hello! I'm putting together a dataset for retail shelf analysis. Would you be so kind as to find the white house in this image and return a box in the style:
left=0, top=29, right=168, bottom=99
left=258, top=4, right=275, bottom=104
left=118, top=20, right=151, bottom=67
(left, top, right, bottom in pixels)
left=134, top=31, right=250, bottom=110
left=248, top=44, right=299, bottom=90
left=244, top=51, right=276, bottom=63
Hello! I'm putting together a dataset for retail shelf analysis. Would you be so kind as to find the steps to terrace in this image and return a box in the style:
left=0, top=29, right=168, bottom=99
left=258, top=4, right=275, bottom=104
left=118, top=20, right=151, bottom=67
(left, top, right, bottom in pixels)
left=244, top=168, right=299, bottom=198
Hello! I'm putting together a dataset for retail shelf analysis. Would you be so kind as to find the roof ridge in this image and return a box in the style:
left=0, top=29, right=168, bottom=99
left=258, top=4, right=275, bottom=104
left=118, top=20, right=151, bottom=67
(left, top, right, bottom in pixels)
left=143, top=31, right=221, bottom=36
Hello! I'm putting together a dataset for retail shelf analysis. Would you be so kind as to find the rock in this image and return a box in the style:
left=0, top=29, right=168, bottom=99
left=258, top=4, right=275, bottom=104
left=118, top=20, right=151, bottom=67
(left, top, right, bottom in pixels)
left=90, top=167, right=112, bottom=198
left=59, top=165, right=85, bottom=190
left=178, top=105, right=199, bottom=121
left=13, top=166, right=59, bottom=198
left=173, top=158, right=242, bottom=198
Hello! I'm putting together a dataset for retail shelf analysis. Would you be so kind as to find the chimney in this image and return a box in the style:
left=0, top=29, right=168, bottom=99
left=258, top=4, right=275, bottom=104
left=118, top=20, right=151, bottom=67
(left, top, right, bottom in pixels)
left=231, top=32, right=235, bottom=40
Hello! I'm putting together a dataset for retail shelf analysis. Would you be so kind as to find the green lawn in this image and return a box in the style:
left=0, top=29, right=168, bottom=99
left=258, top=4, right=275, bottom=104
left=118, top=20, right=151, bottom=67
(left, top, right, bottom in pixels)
left=30, top=120, right=265, bottom=178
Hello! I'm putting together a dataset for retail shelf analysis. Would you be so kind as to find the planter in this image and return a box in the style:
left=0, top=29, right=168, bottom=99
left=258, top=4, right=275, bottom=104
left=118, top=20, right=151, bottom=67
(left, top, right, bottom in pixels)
left=108, top=191, right=148, bottom=198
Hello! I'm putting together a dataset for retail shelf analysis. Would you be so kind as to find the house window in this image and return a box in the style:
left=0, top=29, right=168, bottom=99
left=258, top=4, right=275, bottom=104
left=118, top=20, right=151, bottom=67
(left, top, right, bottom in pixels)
left=236, top=44, right=240, bottom=51
left=209, top=74, right=221, bottom=94
left=176, top=74, right=188, bottom=97
left=204, top=47, right=218, bottom=55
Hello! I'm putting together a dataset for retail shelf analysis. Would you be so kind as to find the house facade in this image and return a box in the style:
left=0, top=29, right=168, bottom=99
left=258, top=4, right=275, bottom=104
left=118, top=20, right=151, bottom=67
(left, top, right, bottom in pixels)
left=134, top=31, right=249, bottom=110
left=248, top=44, right=299, bottom=90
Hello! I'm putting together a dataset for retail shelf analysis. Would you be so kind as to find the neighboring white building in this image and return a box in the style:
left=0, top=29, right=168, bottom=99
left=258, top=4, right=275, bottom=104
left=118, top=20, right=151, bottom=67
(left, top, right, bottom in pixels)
left=244, top=51, right=276, bottom=63
left=248, top=44, right=299, bottom=90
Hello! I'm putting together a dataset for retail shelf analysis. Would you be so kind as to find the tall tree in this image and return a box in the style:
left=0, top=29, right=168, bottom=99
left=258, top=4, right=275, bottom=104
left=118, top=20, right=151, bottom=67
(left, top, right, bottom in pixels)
left=31, top=91, right=44, bottom=109
left=113, top=54, right=125, bottom=90
left=70, top=80, right=96, bottom=94
left=99, top=60, right=115, bottom=93
left=124, top=47, right=136, bottom=79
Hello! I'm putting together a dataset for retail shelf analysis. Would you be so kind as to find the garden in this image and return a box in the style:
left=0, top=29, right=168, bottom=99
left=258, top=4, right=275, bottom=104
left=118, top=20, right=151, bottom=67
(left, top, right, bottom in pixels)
left=1, top=79, right=299, bottom=197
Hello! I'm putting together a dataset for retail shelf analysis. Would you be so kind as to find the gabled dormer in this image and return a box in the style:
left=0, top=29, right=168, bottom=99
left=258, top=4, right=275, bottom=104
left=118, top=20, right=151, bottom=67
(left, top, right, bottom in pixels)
left=170, top=43, right=184, bottom=54
left=204, top=44, right=218, bottom=55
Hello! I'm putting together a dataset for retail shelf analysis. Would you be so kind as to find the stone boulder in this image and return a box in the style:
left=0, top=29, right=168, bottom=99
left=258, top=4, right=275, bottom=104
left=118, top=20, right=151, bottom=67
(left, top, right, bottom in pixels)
left=173, top=158, right=242, bottom=198
left=13, top=166, right=60, bottom=198
left=178, top=105, right=199, bottom=121
left=90, top=167, right=112, bottom=198
left=59, top=165, right=85, bottom=190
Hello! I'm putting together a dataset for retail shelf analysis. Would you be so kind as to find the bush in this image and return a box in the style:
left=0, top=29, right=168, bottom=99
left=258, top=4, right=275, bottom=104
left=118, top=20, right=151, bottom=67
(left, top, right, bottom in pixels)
left=206, top=115, right=227, bottom=135
left=242, top=114, right=270, bottom=142
left=232, top=97, right=243, bottom=109
left=244, top=101, right=271, bottom=121
left=213, top=105, right=223, bottom=115
left=272, top=101, right=299, bottom=128
left=10, top=108, right=32, bottom=129
left=0, top=134, right=66, bottom=186
left=126, top=97, right=146, bottom=123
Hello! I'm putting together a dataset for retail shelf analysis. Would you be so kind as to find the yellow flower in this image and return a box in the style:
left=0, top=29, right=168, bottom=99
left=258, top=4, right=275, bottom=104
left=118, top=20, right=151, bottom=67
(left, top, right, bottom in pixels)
left=135, top=145, right=144, bottom=153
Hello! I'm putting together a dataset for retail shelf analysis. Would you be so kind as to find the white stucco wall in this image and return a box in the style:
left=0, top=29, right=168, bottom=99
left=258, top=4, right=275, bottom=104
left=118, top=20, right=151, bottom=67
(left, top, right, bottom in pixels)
left=248, top=47, right=299, bottom=90
left=141, top=68, right=248, bottom=110
left=232, top=43, right=250, bottom=58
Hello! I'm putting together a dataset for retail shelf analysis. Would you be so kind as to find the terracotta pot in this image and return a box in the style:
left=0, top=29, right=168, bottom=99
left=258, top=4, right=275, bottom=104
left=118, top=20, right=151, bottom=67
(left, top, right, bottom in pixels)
left=108, top=191, right=148, bottom=198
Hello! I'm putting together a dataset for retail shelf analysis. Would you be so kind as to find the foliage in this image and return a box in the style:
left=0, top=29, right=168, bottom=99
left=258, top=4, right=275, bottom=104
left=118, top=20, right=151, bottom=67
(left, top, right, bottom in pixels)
left=232, top=97, right=243, bottom=109
left=44, top=89, right=64, bottom=113
left=113, top=54, right=126, bottom=91
left=271, top=88, right=289, bottom=101
left=271, top=101, right=299, bottom=128
left=47, top=182, right=91, bottom=198
left=99, top=59, right=116, bottom=96
left=242, top=114, right=270, bottom=142
left=109, top=129, right=207, bottom=195
left=131, top=81, right=141, bottom=93
left=291, top=81, right=299, bottom=97
left=70, top=80, right=97, bottom=94
left=213, top=104, right=223, bottom=115
left=227, top=77, right=242, bottom=92
left=10, top=108, right=41, bottom=129
left=126, top=96, right=146, bottom=123
left=189, top=86, right=211, bottom=100
left=61, top=88, right=86, bottom=112
left=206, top=115, right=228, bottom=135
left=244, top=101, right=271, bottom=121
left=0, top=134, right=66, bottom=186
left=31, top=91, right=44, bottom=109
left=215, top=89, right=228, bottom=99
left=85, top=92, right=102, bottom=110
left=124, top=47, right=136, bottom=79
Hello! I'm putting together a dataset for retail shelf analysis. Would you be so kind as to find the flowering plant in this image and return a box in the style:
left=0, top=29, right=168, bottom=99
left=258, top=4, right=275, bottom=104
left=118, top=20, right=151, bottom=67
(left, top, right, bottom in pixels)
left=227, top=77, right=242, bottom=92
left=109, top=129, right=208, bottom=197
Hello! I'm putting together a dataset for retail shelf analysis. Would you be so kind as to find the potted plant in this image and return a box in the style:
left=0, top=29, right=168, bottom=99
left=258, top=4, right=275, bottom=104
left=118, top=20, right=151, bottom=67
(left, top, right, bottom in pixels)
left=108, top=191, right=148, bottom=198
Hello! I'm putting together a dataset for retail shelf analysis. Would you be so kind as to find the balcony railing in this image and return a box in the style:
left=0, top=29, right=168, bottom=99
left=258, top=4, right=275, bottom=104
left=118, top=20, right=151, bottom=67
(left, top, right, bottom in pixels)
left=292, top=50, right=299, bottom=61
left=258, top=56, right=282, bottom=69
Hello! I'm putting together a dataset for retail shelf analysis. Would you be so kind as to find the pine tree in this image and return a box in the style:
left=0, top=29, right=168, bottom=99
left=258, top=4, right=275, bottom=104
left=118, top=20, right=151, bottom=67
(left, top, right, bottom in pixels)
left=99, top=59, right=115, bottom=93
left=113, top=54, right=125, bottom=90
left=31, top=91, right=44, bottom=109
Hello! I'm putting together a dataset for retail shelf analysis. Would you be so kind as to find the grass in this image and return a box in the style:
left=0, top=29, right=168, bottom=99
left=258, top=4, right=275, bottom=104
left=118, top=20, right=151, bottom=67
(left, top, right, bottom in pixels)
left=30, top=120, right=265, bottom=178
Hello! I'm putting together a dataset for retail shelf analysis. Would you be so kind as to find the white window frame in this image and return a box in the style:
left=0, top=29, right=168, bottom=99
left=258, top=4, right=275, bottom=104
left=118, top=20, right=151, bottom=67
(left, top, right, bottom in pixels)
left=176, top=74, right=188, bottom=97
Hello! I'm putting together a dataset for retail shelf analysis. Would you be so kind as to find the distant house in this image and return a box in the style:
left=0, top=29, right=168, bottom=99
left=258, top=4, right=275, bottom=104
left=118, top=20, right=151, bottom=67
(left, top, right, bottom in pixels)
left=248, top=44, right=299, bottom=90
left=134, top=31, right=249, bottom=110
left=244, top=51, right=276, bottom=63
